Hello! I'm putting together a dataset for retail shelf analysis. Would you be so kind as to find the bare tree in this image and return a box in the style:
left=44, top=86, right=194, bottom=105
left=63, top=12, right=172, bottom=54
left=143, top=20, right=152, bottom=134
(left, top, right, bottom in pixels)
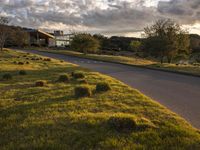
left=0, top=16, right=10, bottom=51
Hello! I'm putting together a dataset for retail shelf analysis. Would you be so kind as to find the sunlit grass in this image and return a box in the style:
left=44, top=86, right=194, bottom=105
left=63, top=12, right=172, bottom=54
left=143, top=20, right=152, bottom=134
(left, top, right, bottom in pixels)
left=0, top=49, right=200, bottom=149
left=34, top=48, right=200, bottom=76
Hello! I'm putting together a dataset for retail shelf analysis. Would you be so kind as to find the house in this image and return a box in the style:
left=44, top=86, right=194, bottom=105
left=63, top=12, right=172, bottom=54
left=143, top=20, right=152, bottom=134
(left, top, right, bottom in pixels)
left=25, top=29, right=55, bottom=47
left=54, top=30, right=74, bottom=47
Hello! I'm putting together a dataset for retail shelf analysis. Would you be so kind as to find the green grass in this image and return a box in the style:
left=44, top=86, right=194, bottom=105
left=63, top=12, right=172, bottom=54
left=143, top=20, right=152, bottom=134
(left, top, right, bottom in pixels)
left=33, top=48, right=200, bottom=76
left=1, top=49, right=200, bottom=149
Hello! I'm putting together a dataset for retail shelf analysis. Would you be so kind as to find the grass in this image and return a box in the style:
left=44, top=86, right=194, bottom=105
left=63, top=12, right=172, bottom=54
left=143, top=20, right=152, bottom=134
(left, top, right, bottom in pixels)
left=32, top=48, right=200, bottom=76
left=1, top=49, right=200, bottom=149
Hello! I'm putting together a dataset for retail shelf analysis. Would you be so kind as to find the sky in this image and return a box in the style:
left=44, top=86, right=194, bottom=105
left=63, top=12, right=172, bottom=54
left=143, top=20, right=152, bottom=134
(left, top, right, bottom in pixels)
left=0, top=0, right=200, bottom=37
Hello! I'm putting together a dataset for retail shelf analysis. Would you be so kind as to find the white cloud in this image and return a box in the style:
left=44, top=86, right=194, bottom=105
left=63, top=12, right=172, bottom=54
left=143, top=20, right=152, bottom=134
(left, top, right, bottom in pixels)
left=0, top=0, right=199, bottom=36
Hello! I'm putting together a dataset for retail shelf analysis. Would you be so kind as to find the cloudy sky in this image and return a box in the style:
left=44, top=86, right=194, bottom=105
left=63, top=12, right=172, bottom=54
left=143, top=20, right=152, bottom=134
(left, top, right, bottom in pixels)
left=0, top=0, right=200, bottom=37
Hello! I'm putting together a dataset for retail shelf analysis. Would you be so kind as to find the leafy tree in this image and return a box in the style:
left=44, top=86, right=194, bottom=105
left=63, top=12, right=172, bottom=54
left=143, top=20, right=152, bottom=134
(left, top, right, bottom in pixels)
left=93, top=34, right=108, bottom=50
left=190, top=34, right=200, bottom=52
left=144, top=19, right=190, bottom=63
left=129, top=41, right=141, bottom=52
left=71, top=33, right=100, bottom=54
left=0, top=17, right=11, bottom=51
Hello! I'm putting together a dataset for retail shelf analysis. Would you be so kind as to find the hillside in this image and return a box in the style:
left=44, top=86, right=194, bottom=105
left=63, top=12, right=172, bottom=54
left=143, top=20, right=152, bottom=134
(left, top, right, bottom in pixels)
left=0, top=49, right=200, bottom=149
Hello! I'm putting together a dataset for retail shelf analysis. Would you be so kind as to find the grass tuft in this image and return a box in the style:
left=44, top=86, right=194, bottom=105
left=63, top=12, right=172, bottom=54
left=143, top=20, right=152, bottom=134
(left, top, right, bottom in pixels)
left=73, top=71, right=85, bottom=79
left=96, top=82, right=111, bottom=92
left=57, top=74, right=70, bottom=82
left=35, top=80, right=46, bottom=87
left=107, top=115, right=137, bottom=132
left=19, top=70, right=27, bottom=75
left=74, top=85, right=92, bottom=98
left=2, top=73, right=12, bottom=80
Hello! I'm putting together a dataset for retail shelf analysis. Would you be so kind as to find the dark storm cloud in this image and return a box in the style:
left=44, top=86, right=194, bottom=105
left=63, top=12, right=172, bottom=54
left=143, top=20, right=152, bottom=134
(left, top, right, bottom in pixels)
left=0, top=0, right=199, bottom=35
left=157, top=0, right=200, bottom=23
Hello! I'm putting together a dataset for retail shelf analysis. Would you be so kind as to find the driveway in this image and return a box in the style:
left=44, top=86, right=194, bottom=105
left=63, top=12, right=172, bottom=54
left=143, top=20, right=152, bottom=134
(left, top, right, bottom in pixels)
left=21, top=50, right=200, bottom=129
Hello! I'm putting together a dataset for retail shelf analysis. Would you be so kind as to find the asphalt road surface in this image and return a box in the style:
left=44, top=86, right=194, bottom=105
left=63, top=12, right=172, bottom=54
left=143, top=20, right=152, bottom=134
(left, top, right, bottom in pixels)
left=21, top=50, right=200, bottom=129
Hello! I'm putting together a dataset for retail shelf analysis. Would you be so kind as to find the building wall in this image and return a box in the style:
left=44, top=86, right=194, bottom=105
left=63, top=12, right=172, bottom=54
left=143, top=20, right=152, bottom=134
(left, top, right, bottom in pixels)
left=56, top=40, right=67, bottom=47
left=48, top=38, right=56, bottom=47
left=55, top=34, right=74, bottom=47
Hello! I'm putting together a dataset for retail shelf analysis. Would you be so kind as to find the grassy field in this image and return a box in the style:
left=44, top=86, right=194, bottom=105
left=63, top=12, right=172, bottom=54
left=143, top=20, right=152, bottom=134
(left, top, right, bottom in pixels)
left=1, top=49, right=200, bottom=149
left=33, top=48, right=200, bottom=76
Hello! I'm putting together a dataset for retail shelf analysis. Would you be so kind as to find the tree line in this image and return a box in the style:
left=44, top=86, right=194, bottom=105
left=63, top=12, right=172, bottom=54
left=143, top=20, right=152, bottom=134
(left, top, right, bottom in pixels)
left=0, top=17, right=29, bottom=51
left=71, top=19, right=200, bottom=63
left=1, top=16, right=200, bottom=63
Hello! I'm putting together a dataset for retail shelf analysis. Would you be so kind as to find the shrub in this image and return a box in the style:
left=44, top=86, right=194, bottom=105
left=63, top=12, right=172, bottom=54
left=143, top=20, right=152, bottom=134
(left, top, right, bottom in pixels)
left=96, top=82, right=111, bottom=92
left=18, top=62, right=24, bottom=65
left=26, top=61, right=30, bottom=64
left=58, top=74, right=70, bottom=82
left=73, top=72, right=85, bottom=79
left=79, top=79, right=88, bottom=84
left=19, top=70, right=27, bottom=75
left=74, top=85, right=92, bottom=98
left=35, top=80, right=46, bottom=87
left=107, top=116, right=136, bottom=132
left=2, top=73, right=12, bottom=80
left=71, top=33, right=100, bottom=54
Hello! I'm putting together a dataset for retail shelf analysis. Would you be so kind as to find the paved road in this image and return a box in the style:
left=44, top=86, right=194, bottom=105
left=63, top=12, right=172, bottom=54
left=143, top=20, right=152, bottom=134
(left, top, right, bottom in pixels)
left=23, top=50, right=200, bottom=128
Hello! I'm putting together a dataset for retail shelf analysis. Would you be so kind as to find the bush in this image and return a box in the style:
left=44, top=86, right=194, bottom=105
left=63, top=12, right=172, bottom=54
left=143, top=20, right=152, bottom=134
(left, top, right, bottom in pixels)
left=2, top=73, right=12, bottom=80
left=35, top=80, right=46, bottom=87
left=73, top=72, right=85, bottom=79
left=58, top=74, right=70, bottom=82
left=26, top=61, right=30, bottom=64
left=74, top=85, right=92, bottom=98
left=96, top=82, right=111, bottom=92
left=19, top=70, right=27, bottom=75
left=107, top=116, right=136, bottom=132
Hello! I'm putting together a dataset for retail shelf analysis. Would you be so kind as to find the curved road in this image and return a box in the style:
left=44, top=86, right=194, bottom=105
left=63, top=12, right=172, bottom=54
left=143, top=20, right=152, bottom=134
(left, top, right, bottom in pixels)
left=23, top=50, right=200, bottom=128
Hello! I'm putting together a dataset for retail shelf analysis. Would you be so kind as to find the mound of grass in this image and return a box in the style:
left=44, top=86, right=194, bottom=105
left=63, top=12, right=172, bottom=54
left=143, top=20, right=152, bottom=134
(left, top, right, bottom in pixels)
left=19, top=70, right=27, bottom=75
left=2, top=73, right=12, bottom=80
left=58, top=74, right=70, bottom=82
left=74, top=85, right=92, bottom=98
left=35, top=80, right=46, bottom=87
left=107, top=115, right=137, bottom=132
left=72, top=71, right=85, bottom=79
left=43, top=58, right=51, bottom=61
left=96, top=82, right=111, bottom=92
left=18, top=62, right=24, bottom=65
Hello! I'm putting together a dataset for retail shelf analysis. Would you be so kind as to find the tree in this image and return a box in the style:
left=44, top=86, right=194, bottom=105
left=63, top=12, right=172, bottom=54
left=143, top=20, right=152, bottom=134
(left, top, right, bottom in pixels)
left=129, top=40, right=141, bottom=52
left=70, top=33, right=100, bottom=54
left=93, top=34, right=108, bottom=50
left=12, top=28, right=30, bottom=47
left=143, top=19, right=190, bottom=63
left=0, top=17, right=10, bottom=51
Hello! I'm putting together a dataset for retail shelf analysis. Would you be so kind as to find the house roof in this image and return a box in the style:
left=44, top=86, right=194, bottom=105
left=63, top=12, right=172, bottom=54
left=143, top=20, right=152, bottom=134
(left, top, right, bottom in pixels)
left=37, top=30, right=55, bottom=39
left=26, top=29, right=55, bottom=39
